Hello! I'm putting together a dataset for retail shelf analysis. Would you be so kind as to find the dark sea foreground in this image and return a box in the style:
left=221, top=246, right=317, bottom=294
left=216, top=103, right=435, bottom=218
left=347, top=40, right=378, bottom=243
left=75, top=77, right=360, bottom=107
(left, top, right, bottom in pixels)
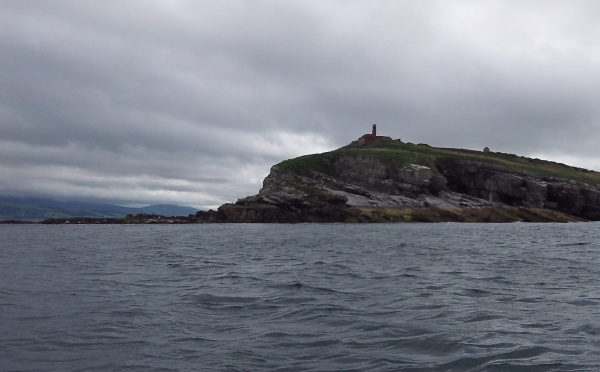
left=2, top=223, right=600, bottom=371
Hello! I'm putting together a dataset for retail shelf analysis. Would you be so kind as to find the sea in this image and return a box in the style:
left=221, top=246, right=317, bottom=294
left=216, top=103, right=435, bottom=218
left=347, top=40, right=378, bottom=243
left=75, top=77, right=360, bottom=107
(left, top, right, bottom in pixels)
left=1, top=222, right=600, bottom=371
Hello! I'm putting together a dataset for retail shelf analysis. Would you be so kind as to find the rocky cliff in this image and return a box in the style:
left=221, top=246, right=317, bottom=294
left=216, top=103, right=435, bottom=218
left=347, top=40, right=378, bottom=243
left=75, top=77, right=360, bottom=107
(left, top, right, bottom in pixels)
left=202, top=142, right=600, bottom=223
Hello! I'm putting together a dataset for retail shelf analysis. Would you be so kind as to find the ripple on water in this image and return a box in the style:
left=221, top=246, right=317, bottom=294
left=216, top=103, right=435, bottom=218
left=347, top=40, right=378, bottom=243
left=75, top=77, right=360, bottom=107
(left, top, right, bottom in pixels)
left=2, top=223, right=600, bottom=371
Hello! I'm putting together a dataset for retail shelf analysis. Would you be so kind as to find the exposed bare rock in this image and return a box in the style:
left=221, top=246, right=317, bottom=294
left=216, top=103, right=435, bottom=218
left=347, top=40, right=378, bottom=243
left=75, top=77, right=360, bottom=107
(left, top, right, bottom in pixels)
left=439, top=159, right=600, bottom=220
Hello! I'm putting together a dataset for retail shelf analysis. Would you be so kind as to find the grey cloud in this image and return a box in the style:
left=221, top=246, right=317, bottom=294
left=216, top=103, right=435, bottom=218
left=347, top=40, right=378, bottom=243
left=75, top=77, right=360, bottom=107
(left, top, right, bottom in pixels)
left=2, top=1, right=600, bottom=208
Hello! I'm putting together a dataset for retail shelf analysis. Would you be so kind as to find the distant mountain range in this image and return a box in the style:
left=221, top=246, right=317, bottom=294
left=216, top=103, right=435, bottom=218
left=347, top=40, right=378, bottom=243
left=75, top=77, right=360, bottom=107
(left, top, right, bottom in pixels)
left=0, top=197, right=199, bottom=221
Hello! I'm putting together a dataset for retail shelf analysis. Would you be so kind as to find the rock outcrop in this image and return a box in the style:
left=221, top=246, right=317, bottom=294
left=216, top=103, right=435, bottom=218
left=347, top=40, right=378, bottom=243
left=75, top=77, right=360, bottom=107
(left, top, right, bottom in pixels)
left=439, top=159, right=600, bottom=220
left=203, top=143, right=600, bottom=223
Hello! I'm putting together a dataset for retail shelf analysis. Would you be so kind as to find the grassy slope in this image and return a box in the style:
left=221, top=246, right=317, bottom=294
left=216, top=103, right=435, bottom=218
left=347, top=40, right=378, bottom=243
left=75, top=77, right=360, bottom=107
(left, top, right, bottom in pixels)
left=277, top=141, right=600, bottom=187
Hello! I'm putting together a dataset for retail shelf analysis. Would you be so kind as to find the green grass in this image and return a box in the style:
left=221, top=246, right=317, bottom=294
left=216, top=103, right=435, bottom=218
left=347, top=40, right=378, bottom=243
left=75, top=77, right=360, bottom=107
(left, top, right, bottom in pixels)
left=276, top=141, right=600, bottom=187
left=276, top=152, right=337, bottom=175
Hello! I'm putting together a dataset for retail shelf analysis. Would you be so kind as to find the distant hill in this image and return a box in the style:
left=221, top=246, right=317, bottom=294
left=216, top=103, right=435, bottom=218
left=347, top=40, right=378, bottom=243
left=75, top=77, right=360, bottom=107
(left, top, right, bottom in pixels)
left=0, top=197, right=198, bottom=221
left=136, top=204, right=199, bottom=216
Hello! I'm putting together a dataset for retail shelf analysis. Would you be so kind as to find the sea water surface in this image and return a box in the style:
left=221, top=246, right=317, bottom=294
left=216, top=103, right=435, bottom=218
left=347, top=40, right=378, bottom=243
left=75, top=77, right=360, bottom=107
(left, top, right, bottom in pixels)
left=2, top=223, right=600, bottom=371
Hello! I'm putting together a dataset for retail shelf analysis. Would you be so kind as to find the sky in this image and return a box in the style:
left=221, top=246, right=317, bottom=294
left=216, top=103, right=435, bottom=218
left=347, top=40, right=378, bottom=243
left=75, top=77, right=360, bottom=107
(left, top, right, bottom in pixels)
left=2, top=1, right=600, bottom=209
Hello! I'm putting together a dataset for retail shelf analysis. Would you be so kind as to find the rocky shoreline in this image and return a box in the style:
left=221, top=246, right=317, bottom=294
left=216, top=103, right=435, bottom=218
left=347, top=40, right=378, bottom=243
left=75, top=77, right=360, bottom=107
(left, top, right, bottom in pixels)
left=1, top=205, right=584, bottom=224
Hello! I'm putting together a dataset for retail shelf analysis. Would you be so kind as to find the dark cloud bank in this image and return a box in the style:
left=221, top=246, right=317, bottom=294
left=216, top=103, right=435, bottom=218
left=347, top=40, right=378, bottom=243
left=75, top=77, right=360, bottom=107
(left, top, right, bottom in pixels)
left=2, top=1, right=600, bottom=209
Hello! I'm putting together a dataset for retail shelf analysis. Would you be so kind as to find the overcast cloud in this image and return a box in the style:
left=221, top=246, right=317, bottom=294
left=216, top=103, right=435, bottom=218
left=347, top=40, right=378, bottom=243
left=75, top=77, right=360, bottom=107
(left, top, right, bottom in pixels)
left=2, top=1, right=600, bottom=209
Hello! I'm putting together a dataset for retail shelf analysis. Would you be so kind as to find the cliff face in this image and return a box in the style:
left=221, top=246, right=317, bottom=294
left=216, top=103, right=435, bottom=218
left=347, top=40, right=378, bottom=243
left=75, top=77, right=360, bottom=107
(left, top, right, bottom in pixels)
left=440, top=159, right=600, bottom=220
left=208, top=142, right=600, bottom=223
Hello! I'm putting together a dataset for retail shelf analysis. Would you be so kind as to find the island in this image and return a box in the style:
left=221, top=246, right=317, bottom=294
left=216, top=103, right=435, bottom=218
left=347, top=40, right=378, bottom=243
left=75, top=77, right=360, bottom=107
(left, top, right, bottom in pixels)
left=25, top=126, right=600, bottom=223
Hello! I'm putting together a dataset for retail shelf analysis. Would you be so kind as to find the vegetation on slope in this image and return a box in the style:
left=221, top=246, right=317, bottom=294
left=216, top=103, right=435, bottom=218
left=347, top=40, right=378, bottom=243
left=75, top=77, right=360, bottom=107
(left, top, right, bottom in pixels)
left=276, top=141, right=600, bottom=187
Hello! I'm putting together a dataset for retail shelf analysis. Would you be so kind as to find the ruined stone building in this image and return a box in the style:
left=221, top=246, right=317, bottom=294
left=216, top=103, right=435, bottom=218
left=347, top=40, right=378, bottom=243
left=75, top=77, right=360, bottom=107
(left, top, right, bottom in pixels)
left=355, top=124, right=398, bottom=145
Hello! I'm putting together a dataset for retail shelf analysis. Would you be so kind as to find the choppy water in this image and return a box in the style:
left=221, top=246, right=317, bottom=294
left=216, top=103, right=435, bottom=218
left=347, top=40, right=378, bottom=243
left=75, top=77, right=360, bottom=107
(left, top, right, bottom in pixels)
left=2, top=223, right=600, bottom=371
